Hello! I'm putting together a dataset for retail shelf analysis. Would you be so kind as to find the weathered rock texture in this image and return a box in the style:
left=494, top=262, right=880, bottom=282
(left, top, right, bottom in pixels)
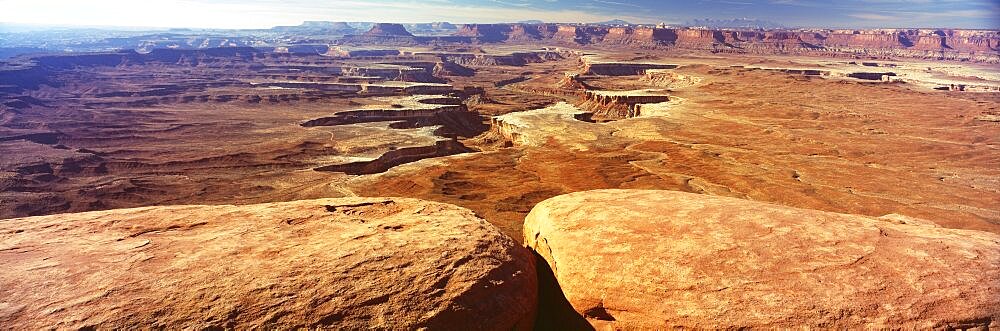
left=422, top=51, right=564, bottom=67
left=583, top=61, right=678, bottom=76
left=579, top=90, right=670, bottom=120
left=489, top=102, right=613, bottom=148
left=0, top=197, right=537, bottom=329
left=445, top=25, right=1000, bottom=63
left=524, top=189, right=1000, bottom=329
left=641, top=69, right=702, bottom=88
left=363, top=23, right=414, bottom=37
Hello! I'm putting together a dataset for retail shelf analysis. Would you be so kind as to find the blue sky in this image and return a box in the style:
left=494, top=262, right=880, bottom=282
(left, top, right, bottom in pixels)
left=0, top=0, right=996, bottom=29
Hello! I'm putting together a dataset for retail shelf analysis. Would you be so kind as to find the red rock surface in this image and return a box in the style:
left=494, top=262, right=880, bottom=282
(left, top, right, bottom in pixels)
left=361, top=61, right=1000, bottom=241
left=363, top=23, right=414, bottom=37
left=0, top=197, right=537, bottom=329
left=442, top=25, right=1000, bottom=62
left=524, top=189, right=1000, bottom=329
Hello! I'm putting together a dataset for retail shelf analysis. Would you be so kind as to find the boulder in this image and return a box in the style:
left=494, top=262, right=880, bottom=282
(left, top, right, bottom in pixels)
left=0, top=197, right=537, bottom=329
left=524, top=189, right=1000, bottom=329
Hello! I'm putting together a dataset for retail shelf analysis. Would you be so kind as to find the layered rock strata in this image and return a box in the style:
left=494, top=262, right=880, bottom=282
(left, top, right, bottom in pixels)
left=315, top=140, right=475, bottom=175
left=363, top=23, right=414, bottom=37
left=641, top=69, right=703, bottom=88
left=579, top=90, right=670, bottom=120
left=583, top=61, right=679, bottom=76
left=417, top=51, right=564, bottom=67
left=442, top=25, right=1000, bottom=63
left=488, top=102, right=614, bottom=149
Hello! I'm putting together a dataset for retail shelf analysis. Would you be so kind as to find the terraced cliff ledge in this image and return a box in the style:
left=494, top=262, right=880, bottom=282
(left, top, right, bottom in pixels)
left=579, top=89, right=671, bottom=121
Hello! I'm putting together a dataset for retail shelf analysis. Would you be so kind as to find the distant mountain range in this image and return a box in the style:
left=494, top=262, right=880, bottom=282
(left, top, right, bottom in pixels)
left=594, top=19, right=632, bottom=26
left=685, top=18, right=784, bottom=29
left=269, top=21, right=459, bottom=35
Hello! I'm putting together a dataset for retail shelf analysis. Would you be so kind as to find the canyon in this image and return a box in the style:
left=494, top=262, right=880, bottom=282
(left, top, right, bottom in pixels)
left=1, top=21, right=999, bottom=329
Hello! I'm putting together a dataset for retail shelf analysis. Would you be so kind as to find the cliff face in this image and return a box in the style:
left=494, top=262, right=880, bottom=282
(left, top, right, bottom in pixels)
left=507, top=24, right=560, bottom=41
left=442, top=24, right=1000, bottom=63
left=602, top=27, right=657, bottom=46
left=553, top=25, right=581, bottom=43
left=579, top=90, right=670, bottom=120
left=641, top=69, right=702, bottom=89
left=434, top=51, right=564, bottom=67
left=676, top=28, right=726, bottom=47
left=583, top=62, right=679, bottom=76
left=363, top=23, right=414, bottom=37
left=455, top=24, right=512, bottom=42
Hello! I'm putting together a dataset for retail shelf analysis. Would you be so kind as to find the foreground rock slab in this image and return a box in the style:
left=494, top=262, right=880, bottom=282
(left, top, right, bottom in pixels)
left=0, top=198, right=537, bottom=330
left=524, top=189, right=1000, bottom=329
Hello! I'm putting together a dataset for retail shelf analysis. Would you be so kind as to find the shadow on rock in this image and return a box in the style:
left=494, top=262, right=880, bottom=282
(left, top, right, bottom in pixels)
left=532, top=252, right=594, bottom=331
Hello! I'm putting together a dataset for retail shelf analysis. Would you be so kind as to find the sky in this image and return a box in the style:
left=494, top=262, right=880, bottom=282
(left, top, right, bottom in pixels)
left=0, top=0, right=997, bottom=29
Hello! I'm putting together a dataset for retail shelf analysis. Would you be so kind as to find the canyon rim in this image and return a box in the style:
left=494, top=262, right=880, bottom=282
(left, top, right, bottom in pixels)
left=1, top=0, right=999, bottom=329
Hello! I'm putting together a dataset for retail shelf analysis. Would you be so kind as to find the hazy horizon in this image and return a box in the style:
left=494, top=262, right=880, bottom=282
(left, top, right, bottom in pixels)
left=0, top=0, right=997, bottom=30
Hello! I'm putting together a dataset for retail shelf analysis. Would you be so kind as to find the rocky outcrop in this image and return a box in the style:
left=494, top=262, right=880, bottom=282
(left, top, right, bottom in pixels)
left=488, top=102, right=614, bottom=148
left=557, top=73, right=590, bottom=90
left=301, top=95, right=465, bottom=127
left=302, top=107, right=458, bottom=127
left=433, top=60, right=475, bottom=77
left=455, top=24, right=562, bottom=43
left=938, top=83, right=1000, bottom=92
left=338, top=24, right=428, bottom=45
left=846, top=71, right=898, bottom=81
left=579, top=90, right=670, bottom=120
left=437, top=24, right=1000, bottom=63
left=455, top=24, right=513, bottom=43
left=541, top=25, right=609, bottom=44
left=361, top=82, right=454, bottom=95
left=676, top=28, right=726, bottom=47
left=808, top=29, right=1000, bottom=62
left=301, top=94, right=486, bottom=140
left=404, top=22, right=458, bottom=35
left=327, top=48, right=401, bottom=58
left=341, top=62, right=441, bottom=83
left=424, top=51, right=564, bottom=67
left=744, top=67, right=831, bottom=76
left=507, top=24, right=555, bottom=42
left=552, top=25, right=583, bottom=43
left=583, top=61, right=679, bottom=76
left=0, top=197, right=537, bottom=329
left=316, top=140, right=475, bottom=175
left=601, top=27, right=658, bottom=47
left=260, top=81, right=453, bottom=96
left=275, top=44, right=331, bottom=55
left=640, top=69, right=702, bottom=88
left=363, top=23, right=414, bottom=37
left=524, top=189, right=1000, bottom=329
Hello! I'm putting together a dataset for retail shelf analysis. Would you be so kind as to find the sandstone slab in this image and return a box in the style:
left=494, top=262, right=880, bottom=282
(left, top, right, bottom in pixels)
left=0, top=197, right=537, bottom=329
left=524, top=189, right=1000, bottom=329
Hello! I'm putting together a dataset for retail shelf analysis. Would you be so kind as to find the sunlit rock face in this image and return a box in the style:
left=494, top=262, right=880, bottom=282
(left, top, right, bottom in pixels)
left=0, top=197, right=538, bottom=329
left=525, top=189, right=1000, bottom=329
